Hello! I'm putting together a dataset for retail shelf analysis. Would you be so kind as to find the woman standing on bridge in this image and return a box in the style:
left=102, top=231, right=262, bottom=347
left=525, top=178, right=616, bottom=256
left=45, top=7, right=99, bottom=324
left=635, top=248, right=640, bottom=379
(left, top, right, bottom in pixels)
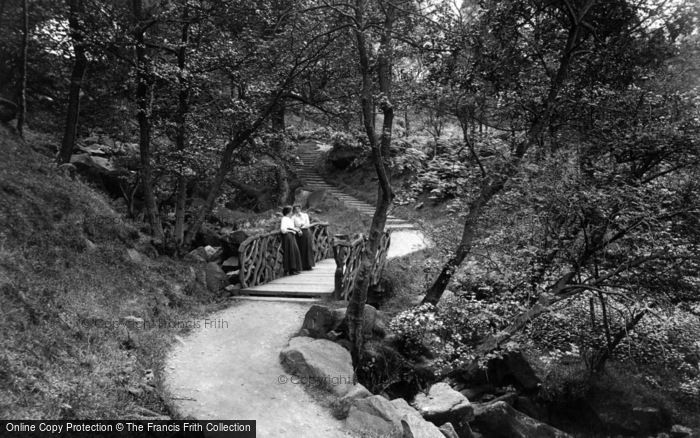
left=280, top=205, right=303, bottom=275
left=293, top=205, right=315, bottom=271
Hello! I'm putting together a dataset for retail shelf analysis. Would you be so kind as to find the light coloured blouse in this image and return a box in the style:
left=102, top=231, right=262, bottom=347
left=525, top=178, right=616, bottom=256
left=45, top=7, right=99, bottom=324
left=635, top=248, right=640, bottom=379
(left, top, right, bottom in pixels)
left=280, top=216, right=297, bottom=233
left=293, top=212, right=310, bottom=228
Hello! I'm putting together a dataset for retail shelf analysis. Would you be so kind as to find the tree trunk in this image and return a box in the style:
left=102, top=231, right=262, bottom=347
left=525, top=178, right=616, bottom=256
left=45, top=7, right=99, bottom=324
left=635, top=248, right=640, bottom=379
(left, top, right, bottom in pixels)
left=173, top=4, right=190, bottom=248
left=58, top=0, right=87, bottom=164
left=347, top=0, right=395, bottom=366
left=592, top=309, right=647, bottom=373
left=422, top=14, right=587, bottom=305
left=174, top=175, right=187, bottom=246
left=133, top=0, right=164, bottom=242
left=276, top=164, right=289, bottom=205
left=271, top=100, right=285, bottom=132
left=404, top=109, right=409, bottom=136
left=16, top=0, right=28, bottom=136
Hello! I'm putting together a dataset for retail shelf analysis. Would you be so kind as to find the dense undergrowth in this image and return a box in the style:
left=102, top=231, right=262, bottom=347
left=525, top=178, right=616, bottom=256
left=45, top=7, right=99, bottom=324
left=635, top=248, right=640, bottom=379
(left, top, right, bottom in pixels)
left=0, top=125, right=229, bottom=419
left=313, top=124, right=700, bottom=432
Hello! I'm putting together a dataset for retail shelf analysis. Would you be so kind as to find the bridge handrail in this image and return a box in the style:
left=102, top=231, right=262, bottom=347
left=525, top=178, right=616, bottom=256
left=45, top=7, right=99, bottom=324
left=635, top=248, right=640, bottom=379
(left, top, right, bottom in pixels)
left=238, top=222, right=332, bottom=288
left=333, top=231, right=391, bottom=300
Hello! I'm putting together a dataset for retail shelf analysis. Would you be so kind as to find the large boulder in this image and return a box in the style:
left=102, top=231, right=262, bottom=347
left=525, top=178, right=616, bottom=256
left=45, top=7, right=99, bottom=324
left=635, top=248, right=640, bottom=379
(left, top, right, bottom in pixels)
left=346, top=396, right=445, bottom=438
left=203, top=245, right=223, bottom=261
left=125, top=248, right=145, bottom=264
left=486, top=351, right=541, bottom=391
left=338, top=383, right=372, bottom=407
left=401, top=413, right=446, bottom=438
left=471, top=401, right=572, bottom=438
left=0, top=97, right=18, bottom=123
left=222, top=256, right=240, bottom=273
left=454, top=351, right=540, bottom=392
left=300, top=305, right=338, bottom=338
left=70, top=153, right=119, bottom=174
left=279, top=336, right=355, bottom=397
left=185, top=246, right=208, bottom=263
left=205, top=262, right=227, bottom=292
left=336, top=304, right=387, bottom=339
left=345, top=395, right=403, bottom=437
left=595, top=405, right=671, bottom=436
left=412, top=382, right=474, bottom=426
left=306, top=189, right=327, bottom=209
left=670, top=424, right=694, bottom=438
left=513, top=396, right=548, bottom=422
left=391, top=398, right=421, bottom=418
left=438, top=422, right=461, bottom=438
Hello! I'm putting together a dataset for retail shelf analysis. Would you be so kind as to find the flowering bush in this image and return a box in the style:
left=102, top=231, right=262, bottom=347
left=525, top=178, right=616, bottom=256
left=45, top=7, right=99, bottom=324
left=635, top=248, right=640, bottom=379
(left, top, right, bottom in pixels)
left=389, top=295, right=525, bottom=376
left=525, top=295, right=700, bottom=377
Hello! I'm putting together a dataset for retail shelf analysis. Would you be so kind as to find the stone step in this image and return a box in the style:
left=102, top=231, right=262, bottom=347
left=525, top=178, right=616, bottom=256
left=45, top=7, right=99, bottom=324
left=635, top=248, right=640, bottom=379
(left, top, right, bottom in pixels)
left=386, top=223, right=417, bottom=229
left=232, top=296, right=322, bottom=303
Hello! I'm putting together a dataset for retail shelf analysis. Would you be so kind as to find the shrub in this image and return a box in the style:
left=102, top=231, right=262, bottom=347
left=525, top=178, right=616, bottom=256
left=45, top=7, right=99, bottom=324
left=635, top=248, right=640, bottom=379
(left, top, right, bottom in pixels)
left=388, top=294, right=526, bottom=376
left=525, top=296, right=700, bottom=378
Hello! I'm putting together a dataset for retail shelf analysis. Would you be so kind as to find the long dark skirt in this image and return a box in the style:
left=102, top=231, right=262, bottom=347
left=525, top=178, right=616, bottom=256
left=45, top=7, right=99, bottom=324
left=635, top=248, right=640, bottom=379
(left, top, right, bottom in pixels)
left=282, top=232, right=302, bottom=274
left=295, top=228, right=315, bottom=270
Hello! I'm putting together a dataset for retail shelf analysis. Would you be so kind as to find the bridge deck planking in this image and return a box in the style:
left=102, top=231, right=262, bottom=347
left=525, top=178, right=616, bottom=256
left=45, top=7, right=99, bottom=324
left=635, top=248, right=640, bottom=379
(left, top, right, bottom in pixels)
left=240, top=258, right=336, bottom=298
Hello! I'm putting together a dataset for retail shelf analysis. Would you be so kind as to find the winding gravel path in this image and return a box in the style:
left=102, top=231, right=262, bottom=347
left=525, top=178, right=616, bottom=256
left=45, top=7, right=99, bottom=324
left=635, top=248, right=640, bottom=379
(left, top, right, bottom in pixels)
left=164, top=140, right=431, bottom=437
left=164, top=300, right=353, bottom=437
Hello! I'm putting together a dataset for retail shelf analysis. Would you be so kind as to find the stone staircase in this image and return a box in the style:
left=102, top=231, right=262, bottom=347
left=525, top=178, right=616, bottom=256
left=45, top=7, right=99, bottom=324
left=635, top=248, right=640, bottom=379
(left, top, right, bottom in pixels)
left=296, top=142, right=417, bottom=231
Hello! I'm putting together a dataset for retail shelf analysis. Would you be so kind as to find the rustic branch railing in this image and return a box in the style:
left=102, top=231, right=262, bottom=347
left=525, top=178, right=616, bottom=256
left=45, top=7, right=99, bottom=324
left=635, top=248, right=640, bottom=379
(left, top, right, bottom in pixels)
left=238, top=222, right=332, bottom=288
left=333, top=232, right=391, bottom=300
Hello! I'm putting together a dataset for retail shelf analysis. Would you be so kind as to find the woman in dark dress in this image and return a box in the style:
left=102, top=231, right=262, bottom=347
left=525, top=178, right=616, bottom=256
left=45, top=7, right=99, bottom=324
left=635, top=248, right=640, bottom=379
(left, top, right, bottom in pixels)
left=280, top=205, right=303, bottom=275
left=292, top=205, right=315, bottom=270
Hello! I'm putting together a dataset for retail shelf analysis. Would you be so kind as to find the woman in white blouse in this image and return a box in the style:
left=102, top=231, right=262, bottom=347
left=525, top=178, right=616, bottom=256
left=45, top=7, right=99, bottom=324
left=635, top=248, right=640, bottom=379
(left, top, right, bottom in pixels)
left=280, top=205, right=302, bottom=275
left=293, top=204, right=315, bottom=270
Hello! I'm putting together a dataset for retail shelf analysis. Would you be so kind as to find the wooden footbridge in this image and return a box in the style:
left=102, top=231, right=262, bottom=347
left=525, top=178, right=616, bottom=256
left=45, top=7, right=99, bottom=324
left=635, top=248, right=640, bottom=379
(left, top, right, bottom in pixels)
left=237, top=140, right=419, bottom=300
left=238, top=223, right=390, bottom=300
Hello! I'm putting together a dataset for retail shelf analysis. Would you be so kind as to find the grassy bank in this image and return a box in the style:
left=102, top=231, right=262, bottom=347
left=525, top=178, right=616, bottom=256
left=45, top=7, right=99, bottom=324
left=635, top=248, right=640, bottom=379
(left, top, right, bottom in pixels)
left=0, top=125, right=227, bottom=419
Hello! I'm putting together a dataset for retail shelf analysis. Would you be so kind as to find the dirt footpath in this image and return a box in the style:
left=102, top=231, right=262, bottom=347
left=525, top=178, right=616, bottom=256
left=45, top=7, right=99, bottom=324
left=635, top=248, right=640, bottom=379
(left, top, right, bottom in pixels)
left=164, top=300, right=353, bottom=438
left=164, top=229, right=430, bottom=437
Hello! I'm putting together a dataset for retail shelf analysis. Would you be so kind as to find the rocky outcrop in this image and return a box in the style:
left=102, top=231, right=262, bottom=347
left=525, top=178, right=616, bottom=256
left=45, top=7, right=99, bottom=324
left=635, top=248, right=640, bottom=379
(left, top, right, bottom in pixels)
left=335, top=304, right=388, bottom=339
left=596, top=405, right=671, bottom=436
left=401, top=413, right=445, bottom=438
left=670, top=424, right=694, bottom=437
left=391, top=397, right=421, bottom=418
left=186, top=245, right=223, bottom=263
left=438, top=422, right=460, bottom=438
left=338, top=383, right=372, bottom=407
left=202, top=245, right=223, bottom=261
left=454, top=351, right=540, bottom=392
left=205, top=262, right=227, bottom=292
left=345, top=394, right=445, bottom=438
left=126, top=248, right=146, bottom=264
left=279, top=336, right=355, bottom=397
left=471, top=401, right=572, bottom=438
left=412, top=382, right=474, bottom=426
left=346, top=395, right=403, bottom=437
left=300, top=305, right=338, bottom=338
